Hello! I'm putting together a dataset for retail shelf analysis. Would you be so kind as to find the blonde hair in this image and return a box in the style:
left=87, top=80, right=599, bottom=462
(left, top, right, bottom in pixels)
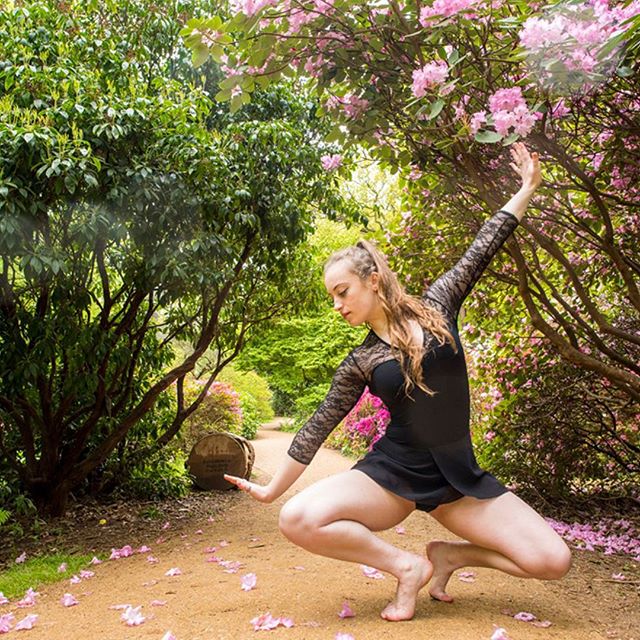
left=325, top=239, right=456, bottom=395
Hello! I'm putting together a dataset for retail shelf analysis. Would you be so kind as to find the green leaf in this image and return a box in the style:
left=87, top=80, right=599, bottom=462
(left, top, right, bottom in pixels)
left=474, top=130, right=503, bottom=144
left=192, top=44, right=209, bottom=68
left=427, top=99, right=445, bottom=120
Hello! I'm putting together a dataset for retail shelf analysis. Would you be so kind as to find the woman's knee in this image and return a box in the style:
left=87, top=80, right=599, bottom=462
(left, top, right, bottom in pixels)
left=522, top=540, right=572, bottom=580
left=278, top=499, right=318, bottom=542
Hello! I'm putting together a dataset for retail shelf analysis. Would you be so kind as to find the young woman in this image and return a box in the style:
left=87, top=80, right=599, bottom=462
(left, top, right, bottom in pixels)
left=225, top=142, right=571, bottom=621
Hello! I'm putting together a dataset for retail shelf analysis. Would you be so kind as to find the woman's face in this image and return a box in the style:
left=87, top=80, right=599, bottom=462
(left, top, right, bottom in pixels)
left=324, top=260, right=380, bottom=327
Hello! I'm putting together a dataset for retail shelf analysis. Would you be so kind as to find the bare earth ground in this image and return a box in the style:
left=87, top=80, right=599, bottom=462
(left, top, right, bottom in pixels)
left=2, top=423, right=639, bottom=640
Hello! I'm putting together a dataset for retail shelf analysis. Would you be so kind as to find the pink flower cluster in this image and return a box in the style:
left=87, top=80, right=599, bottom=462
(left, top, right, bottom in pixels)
left=419, top=0, right=479, bottom=26
left=326, top=93, right=369, bottom=119
left=411, top=61, right=449, bottom=98
left=231, top=0, right=277, bottom=17
left=343, top=388, right=390, bottom=449
left=547, top=517, right=640, bottom=559
left=519, top=1, right=640, bottom=81
left=321, top=154, right=343, bottom=171
left=470, top=87, right=539, bottom=137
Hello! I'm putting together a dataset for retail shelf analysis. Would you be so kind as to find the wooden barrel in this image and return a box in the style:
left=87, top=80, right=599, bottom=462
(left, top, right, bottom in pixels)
left=187, top=432, right=255, bottom=490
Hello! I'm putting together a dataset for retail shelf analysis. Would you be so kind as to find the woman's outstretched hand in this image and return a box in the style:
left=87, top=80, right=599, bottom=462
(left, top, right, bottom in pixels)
left=224, top=474, right=274, bottom=503
left=509, top=142, right=542, bottom=194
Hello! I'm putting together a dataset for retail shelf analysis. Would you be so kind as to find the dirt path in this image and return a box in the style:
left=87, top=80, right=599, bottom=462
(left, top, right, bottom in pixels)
left=7, top=425, right=637, bottom=640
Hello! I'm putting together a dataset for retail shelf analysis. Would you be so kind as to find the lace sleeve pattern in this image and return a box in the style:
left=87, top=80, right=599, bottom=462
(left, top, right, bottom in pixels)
left=423, top=210, right=518, bottom=320
left=287, top=352, right=367, bottom=464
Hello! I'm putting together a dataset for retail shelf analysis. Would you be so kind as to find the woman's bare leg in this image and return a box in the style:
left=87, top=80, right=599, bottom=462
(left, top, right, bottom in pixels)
left=278, top=469, right=428, bottom=621
left=426, top=491, right=572, bottom=602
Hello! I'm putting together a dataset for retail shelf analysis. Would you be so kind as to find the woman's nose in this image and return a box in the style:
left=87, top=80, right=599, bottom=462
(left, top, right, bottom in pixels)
left=333, top=299, right=342, bottom=311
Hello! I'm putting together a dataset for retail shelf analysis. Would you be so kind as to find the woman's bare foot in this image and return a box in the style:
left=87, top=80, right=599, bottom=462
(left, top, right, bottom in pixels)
left=380, top=554, right=432, bottom=621
left=426, top=541, right=458, bottom=603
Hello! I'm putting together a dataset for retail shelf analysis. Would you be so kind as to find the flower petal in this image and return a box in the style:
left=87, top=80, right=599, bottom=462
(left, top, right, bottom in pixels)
left=14, top=614, right=38, bottom=630
left=241, top=573, right=257, bottom=591
left=165, top=567, right=182, bottom=576
left=338, top=601, right=355, bottom=619
left=360, top=565, right=384, bottom=579
left=61, top=593, right=79, bottom=607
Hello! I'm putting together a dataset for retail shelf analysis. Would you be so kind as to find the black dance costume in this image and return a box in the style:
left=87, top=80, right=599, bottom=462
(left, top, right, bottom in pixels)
left=288, top=210, right=519, bottom=511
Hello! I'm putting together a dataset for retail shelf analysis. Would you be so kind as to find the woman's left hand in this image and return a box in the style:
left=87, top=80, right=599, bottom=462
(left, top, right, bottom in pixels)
left=510, top=142, right=542, bottom=193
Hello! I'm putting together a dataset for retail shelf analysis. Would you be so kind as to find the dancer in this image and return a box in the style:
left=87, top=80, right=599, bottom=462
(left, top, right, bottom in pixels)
left=225, top=142, right=571, bottom=621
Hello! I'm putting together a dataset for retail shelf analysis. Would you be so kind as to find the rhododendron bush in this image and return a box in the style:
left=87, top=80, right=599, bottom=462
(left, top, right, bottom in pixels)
left=187, top=0, right=639, bottom=499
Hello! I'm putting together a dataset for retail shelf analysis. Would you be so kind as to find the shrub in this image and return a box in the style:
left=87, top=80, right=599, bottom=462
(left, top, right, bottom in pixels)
left=326, top=388, right=390, bottom=458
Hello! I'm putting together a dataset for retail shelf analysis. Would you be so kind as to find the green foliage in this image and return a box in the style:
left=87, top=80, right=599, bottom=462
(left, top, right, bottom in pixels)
left=238, top=394, right=262, bottom=440
left=218, top=366, right=274, bottom=423
left=0, top=553, right=96, bottom=598
left=118, top=449, right=191, bottom=500
left=0, top=0, right=359, bottom=516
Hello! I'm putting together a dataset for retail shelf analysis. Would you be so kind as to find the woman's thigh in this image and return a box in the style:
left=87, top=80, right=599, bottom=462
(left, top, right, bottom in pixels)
left=429, top=492, right=571, bottom=574
left=280, top=469, right=415, bottom=532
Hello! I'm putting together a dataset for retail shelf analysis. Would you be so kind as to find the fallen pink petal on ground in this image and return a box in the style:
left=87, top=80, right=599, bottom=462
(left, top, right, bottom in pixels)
left=0, top=613, right=15, bottom=633
left=292, top=566, right=305, bottom=571
left=61, top=593, right=79, bottom=607
left=121, top=605, right=146, bottom=626
left=532, top=620, right=553, bottom=628
left=195, top=529, right=203, bottom=535
left=70, top=575, right=82, bottom=585
left=147, top=555, right=159, bottom=564
left=165, top=567, right=182, bottom=576
left=161, top=632, right=177, bottom=640
left=138, top=545, right=152, bottom=553
left=89, top=556, right=102, bottom=565
left=162, top=522, right=170, bottom=530
left=360, top=565, right=384, bottom=579
left=203, top=546, right=218, bottom=554
left=14, top=614, right=38, bottom=630
left=611, top=572, right=626, bottom=581
left=514, top=611, right=536, bottom=622
left=458, top=570, right=476, bottom=583
left=394, top=526, right=406, bottom=535
left=250, top=613, right=294, bottom=631
left=338, top=601, right=355, bottom=619
left=491, top=627, right=512, bottom=640
left=0, top=593, right=9, bottom=605
left=57, top=562, right=68, bottom=573
left=335, top=634, right=355, bottom=640
left=79, top=569, right=95, bottom=579
left=241, top=573, right=257, bottom=591
left=150, top=600, right=167, bottom=607
left=109, top=604, right=133, bottom=610
left=219, top=540, right=230, bottom=547
left=16, top=588, right=39, bottom=608
left=15, top=552, right=27, bottom=564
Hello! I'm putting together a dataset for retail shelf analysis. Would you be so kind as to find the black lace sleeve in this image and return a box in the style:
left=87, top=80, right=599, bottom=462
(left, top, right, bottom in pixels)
left=287, top=352, right=367, bottom=464
left=423, top=210, right=519, bottom=320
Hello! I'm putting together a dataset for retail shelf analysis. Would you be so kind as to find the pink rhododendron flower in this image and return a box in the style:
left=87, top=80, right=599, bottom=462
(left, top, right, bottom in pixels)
left=90, top=556, right=102, bottom=565
left=16, top=588, right=39, bottom=608
left=121, top=605, right=145, bottom=626
left=57, top=562, right=68, bottom=573
left=220, top=560, right=243, bottom=574
left=241, top=573, right=257, bottom=591
left=79, top=569, right=95, bottom=579
left=360, top=565, right=385, bottom=579
left=15, top=552, right=27, bottom=564
left=458, top=570, right=476, bottom=583
left=165, top=567, right=182, bottom=576
left=147, top=555, right=159, bottom=564
left=137, top=545, right=152, bottom=553
left=14, top=614, right=38, bottom=631
left=61, top=593, right=78, bottom=607
left=0, top=593, right=9, bottom=605
left=411, top=61, right=449, bottom=98
left=321, top=154, right=343, bottom=171
left=419, top=0, right=478, bottom=25
left=70, top=575, right=82, bottom=584
left=250, top=612, right=295, bottom=630
left=469, top=110, right=487, bottom=134
left=338, top=601, right=355, bottom=618
left=491, top=627, right=511, bottom=640
left=0, top=613, right=14, bottom=633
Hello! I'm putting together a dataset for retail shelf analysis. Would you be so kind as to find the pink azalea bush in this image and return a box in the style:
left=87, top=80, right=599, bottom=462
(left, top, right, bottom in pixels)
left=326, top=388, right=390, bottom=458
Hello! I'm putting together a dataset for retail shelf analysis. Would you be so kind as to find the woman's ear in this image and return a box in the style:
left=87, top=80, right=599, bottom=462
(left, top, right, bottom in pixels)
left=370, top=271, right=380, bottom=292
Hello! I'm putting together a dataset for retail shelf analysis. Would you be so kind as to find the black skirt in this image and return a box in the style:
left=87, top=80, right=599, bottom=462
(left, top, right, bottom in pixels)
left=351, top=433, right=508, bottom=512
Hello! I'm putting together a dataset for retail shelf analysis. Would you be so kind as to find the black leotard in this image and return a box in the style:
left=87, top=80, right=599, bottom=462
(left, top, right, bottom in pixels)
left=287, top=210, right=518, bottom=510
